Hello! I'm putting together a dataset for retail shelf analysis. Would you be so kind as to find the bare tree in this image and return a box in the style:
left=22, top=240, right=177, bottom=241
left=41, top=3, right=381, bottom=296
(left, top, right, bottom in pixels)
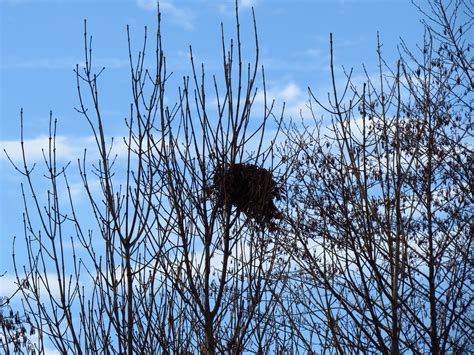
left=0, top=275, right=36, bottom=354
left=280, top=0, right=472, bottom=353
left=5, top=0, right=472, bottom=354
left=6, top=3, right=289, bottom=354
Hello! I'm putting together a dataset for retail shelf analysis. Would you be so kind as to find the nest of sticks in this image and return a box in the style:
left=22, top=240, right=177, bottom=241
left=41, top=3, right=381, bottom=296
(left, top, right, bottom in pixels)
left=212, top=163, right=283, bottom=229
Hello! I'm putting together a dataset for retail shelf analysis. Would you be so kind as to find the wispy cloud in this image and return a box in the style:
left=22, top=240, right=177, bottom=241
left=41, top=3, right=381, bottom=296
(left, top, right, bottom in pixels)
left=0, top=275, right=23, bottom=298
left=217, top=0, right=259, bottom=16
left=2, top=135, right=94, bottom=162
left=0, top=0, right=37, bottom=4
left=240, top=0, right=259, bottom=8
left=43, top=347, right=61, bottom=355
left=0, top=0, right=70, bottom=5
left=0, top=273, right=63, bottom=299
left=0, top=56, right=129, bottom=70
left=255, top=82, right=312, bottom=119
left=136, top=0, right=195, bottom=30
left=312, top=34, right=365, bottom=48
left=1, top=134, right=132, bottom=164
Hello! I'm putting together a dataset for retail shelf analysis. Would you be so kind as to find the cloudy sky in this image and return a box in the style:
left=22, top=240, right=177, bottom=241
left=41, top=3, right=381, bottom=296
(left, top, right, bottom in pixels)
left=1, top=0, right=426, bottom=294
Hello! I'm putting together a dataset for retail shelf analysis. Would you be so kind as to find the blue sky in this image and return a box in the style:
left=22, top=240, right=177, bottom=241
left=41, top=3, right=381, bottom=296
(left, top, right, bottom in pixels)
left=1, top=0, right=424, bottom=292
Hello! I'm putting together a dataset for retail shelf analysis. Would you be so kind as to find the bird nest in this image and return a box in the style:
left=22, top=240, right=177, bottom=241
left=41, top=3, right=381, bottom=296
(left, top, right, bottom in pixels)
left=212, top=163, right=283, bottom=229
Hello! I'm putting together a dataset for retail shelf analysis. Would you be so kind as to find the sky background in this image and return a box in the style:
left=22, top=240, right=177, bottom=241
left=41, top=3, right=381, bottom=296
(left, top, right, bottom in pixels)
left=1, top=0, right=426, bottom=302
left=0, top=1, right=440, bottom=353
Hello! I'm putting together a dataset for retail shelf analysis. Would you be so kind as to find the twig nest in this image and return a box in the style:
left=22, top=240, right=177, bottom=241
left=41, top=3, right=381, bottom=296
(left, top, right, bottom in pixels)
left=212, top=163, right=283, bottom=229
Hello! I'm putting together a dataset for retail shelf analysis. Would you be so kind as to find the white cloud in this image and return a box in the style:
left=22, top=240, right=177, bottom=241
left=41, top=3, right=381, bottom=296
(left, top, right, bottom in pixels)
left=0, top=57, right=80, bottom=70
left=0, top=0, right=56, bottom=4
left=240, top=0, right=258, bottom=8
left=217, top=0, right=259, bottom=15
left=0, top=0, right=27, bottom=4
left=0, top=275, right=22, bottom=297
left=280, top=82, right=302, bottom=100
left=0, top=273, right=62, bottom=299
left=1, top=135, right=94, bottom=163
left=44, top=347, right=62, bottom=355
left=2, top=0, right=76, bottom=3
left=254, top=82, right=312, bottom=119
left=0, top=57, right=128, bottom=70
left=300, top=48, right=323, bottom=58
left=19, top=331, right=62, bottom=355
left=136, top=0, right=195, bottom=30
left=1, top=134, right=133, bottom=164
